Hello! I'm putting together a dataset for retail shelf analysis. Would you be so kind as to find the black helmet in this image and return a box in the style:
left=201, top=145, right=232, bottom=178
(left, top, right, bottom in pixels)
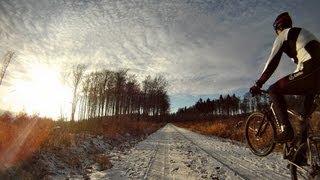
left=273, top=12, right=292, bottom=32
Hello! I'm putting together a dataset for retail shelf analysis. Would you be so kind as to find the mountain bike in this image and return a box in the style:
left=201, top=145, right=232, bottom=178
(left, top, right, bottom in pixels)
left=244, top=90, right=320, bottom=179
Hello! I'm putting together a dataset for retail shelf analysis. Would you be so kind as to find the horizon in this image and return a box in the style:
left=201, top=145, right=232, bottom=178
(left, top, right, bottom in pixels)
left=0, top=0, right=320, bottom=119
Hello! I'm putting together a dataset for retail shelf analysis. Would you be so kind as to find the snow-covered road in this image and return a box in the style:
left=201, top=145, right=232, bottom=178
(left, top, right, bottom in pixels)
left=90, top=124, right=291, bottom=180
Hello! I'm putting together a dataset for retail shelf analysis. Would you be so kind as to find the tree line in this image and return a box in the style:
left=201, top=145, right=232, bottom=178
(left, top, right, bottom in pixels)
left=175, top=91, right=320, bottom=118
left=71, top=67, right=170, bottom=120
left=176, top=92, right=270, bottom=116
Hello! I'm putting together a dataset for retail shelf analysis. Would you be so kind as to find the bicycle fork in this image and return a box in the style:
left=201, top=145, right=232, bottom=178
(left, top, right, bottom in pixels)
left=255, top=115, right=269, bottom=137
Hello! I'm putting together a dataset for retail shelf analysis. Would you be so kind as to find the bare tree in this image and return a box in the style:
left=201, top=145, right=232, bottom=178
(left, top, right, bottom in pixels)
left=70, top=64, right=87, bottom=121
left=114, top=69, right=128, bottom=116
left=0, top=51, right=14, bottom=87
left=77, top=69, right=170, bottom=119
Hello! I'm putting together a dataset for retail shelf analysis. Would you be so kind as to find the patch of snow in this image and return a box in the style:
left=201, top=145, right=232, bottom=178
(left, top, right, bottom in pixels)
left=89, top=124, right=291, bottom=179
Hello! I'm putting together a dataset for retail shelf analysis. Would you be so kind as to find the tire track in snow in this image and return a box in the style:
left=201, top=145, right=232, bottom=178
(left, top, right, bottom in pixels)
left=171, top=124, right=290, bottom=180
left=143, top=140, right=161, bottom=179
left=171, top=124, right=248, bottom=180
left=143, top=125, right=171, bottom=179
left=91, top=124, right=291, bottom=179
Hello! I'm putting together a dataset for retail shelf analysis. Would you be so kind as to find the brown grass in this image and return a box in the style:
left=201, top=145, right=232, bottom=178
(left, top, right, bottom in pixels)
left=173, top=113, right=320, bottom=144
left=47, top=116, right=166, bottom=148
left=0, top=112, right=53, bottom=169
left=174, top=115, right=246, bottom=142
left=0, top=113, right=165, bottom=172
left=94, top=154, right=113, bottom=170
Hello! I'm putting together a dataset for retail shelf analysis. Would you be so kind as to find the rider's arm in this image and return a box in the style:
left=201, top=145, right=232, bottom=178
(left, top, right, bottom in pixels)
left=256, top=34, right=285, bottom=87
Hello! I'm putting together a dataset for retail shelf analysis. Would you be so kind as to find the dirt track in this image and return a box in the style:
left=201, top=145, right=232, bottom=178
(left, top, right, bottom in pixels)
left=90, top=124, right=291, bottom=179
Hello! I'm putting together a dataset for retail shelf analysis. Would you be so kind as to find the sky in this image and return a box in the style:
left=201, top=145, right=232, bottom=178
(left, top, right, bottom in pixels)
left=0, top=0, right=320, bottom=118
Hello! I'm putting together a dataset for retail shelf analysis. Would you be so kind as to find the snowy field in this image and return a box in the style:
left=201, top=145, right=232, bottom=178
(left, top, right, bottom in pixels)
left=89, top=124, right=291, bottom=180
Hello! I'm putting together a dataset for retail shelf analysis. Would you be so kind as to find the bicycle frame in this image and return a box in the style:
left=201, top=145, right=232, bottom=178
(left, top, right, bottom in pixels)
left=256, top=118, right=268, bottom=137
left=283, top=102, right=320, bottom=178
left=245, top=90, right=320, bottom=179
left=287, top=109, right=303, bottom=121
left=253, top=90, right=320, bottom=177
left=254, top=113, right=269, bottom=137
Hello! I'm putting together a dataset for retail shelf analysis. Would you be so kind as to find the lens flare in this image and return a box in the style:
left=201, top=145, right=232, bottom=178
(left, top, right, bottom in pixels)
left=5, top=63, right=72, bottom=119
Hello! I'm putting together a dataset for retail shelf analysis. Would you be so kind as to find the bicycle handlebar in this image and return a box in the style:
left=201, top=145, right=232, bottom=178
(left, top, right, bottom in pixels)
left=250, top=89, right=268, bottom=96
left=259, top=89, right=268, bottom=94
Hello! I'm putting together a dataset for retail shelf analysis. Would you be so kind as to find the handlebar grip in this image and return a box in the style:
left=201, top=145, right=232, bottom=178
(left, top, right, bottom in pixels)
left=260, top=89, right=268, bottom=94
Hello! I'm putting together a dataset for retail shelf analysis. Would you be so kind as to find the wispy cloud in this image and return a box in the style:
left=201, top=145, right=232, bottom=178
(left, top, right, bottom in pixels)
left=0, top=0, right=319, bottom=113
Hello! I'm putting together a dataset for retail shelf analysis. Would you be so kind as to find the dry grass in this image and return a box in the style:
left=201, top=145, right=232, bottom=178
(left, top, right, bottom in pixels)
left=48, top=115, right=166, bottom=147
left=174, top=113, right=320, bottom=144
left=174, top=115, right=246, bottom=142
left=0, top=112, right=53, bottom=170
left=94, top=154, right=113, bottom=170
left=101, top=117, right=165, bottom=139
left=0, top=112, right=165, bottom=173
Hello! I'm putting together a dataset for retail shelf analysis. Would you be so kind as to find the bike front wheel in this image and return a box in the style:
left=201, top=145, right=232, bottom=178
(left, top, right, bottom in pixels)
left=245, top=112, right=275, bottom=156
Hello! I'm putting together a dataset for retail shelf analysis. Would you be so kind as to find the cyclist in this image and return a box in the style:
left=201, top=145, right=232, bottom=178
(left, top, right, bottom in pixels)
left=250, top=12, right=320, bottom=144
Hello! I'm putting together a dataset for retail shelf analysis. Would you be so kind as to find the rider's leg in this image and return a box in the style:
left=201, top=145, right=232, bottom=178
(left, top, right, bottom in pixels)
left=291, top=94, right=315, bottom=165
left=300, top=94, right=316, bottom=119
left=299, top=94, right=315, bottom=142
left=267, top=69, right=318, bottom=142
left=268, top=89, right=294, bottom=142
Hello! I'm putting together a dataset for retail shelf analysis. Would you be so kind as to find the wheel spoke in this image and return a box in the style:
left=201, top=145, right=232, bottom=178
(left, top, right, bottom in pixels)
left=248, top=127, right=258, bottom=133
left=245, top=112, right=275, bottom=157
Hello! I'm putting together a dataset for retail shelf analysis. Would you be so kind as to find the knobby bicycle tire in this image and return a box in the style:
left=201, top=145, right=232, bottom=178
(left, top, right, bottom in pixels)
left=245, top=112, right=276, bottom=156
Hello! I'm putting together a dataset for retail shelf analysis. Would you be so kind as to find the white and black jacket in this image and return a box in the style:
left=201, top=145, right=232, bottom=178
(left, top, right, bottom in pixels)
left=257, top=27, right=320, bottom=86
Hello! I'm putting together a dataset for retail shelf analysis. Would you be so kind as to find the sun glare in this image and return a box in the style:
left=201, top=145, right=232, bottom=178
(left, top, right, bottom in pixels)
left=5, top=63, right=72, bottom=119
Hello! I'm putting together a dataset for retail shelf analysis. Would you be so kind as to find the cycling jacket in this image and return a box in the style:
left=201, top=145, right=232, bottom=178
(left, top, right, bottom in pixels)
left=257, top=27, right=320, bottom=87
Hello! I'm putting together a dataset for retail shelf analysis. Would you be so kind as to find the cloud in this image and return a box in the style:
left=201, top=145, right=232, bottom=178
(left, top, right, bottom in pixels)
left=0, top=0, right=319, bottom=113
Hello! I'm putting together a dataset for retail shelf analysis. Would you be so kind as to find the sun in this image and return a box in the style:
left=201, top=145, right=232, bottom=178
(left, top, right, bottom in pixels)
left=6, top=63, right=73, bottom=119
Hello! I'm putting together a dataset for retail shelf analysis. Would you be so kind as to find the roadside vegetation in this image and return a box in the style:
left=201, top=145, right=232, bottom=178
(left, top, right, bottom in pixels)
left=0, top=112, right=166, bottom=179
left=174, top=115, right=246, bottom=142
left=173, top=94, right=320, bottom=143
left=0, top=63, right=170, bottom=178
